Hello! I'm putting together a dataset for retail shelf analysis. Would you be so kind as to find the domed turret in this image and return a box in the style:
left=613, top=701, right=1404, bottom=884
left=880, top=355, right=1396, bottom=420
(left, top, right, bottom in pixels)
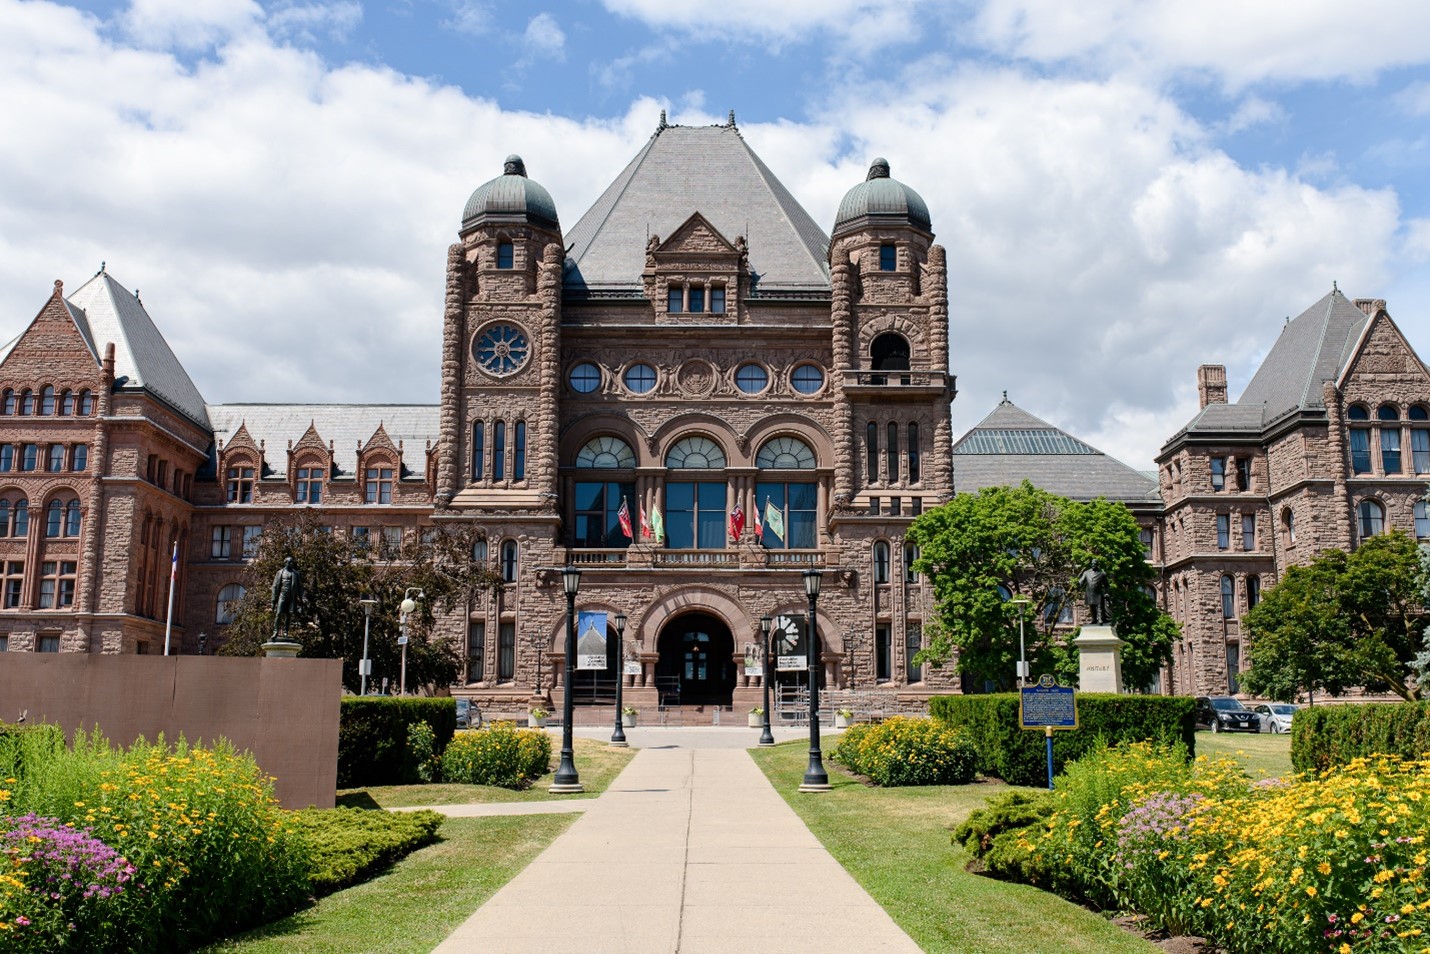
left=832, top=158, right=930, bottom=237
left=460, top=155, right=559, bottom=232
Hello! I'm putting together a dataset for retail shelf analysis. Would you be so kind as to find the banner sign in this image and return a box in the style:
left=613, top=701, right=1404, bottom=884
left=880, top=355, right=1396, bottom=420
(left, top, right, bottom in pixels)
left=623, top=659, right=642, bottom=677
left=1019, top=674, right=1078, bottom=730
left=743, top=644, right=763, bottom=677
left=576, top=610, right=608, bottom=670
left=777, top=655, right=807, bottom=671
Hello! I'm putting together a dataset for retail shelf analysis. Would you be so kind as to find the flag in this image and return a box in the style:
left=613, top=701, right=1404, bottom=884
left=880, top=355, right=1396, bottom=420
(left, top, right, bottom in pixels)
left=753, top=500, right=763, bottom=542
left=170, top=541, right=179, bottom=583
left=728, top=503, right=745, bottom=541
left=640, top=500, right=653, bottom=539
left=763, top=499, right=785, bottom=543
left=650, top=502, right=665, bottom=544
left=616, top=497, right=633, bottom=540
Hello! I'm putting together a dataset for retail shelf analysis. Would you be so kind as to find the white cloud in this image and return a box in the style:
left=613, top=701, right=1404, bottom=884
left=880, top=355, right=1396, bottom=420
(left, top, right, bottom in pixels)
left=522, top=12, right=565, bottom=60
left=440, top=0, right=491, bottom=38
left=120, top=0, right=264, bottom=50
left=267, top=1, right=363, bottom=44
left=600, top=0, right=916, bottom=54
left=1220, top=96, right=1284, bottom=135
left=1395, top=80, right=1430, bottom=116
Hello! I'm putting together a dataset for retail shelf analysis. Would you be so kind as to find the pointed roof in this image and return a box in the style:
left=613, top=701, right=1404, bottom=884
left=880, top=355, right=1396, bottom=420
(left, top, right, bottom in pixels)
left=563, top=123, right=830, bottom=294
left=64, top=272, right=210, bottom=428
left=1237, top=288, right=1369, bottom=419
left=953, top=396, right=1161, bottom=504
left=206, top=404, right=439, bottom=478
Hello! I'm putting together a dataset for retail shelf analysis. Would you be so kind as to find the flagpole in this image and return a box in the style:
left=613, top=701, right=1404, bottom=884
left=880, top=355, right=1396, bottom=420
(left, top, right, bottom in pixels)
left=163, top=539, right=178, bottom=655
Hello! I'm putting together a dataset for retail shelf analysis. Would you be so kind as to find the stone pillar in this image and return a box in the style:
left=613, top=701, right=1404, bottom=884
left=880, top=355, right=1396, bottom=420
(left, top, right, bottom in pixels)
left=1074, top=626, right=1125, bottom=693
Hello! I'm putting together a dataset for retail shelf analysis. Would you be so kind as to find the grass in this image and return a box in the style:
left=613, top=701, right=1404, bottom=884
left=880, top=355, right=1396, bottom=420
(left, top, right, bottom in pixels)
left=204, top=813, right=577, bottom=953
left=338, top=735, right=635, bottom=808
left=750, top=740, right=1157, bottom=954
left=1195, top=729, right=1293, bottom=779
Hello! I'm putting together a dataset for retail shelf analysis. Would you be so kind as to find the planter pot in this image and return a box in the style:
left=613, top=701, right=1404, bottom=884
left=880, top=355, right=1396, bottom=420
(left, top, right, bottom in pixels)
left=622, top=712, right=637, bottom=727
left=529, top=715, right=547, bottom=728
left=748, top=713, right=763, bottom=728
left=835, top=714, right=852, bottom=729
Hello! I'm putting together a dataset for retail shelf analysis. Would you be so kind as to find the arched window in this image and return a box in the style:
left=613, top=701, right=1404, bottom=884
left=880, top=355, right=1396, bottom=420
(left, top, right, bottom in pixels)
left=78, top=391, right=93, bottom=415
left=907, top=423, right=921, bottom=482
left=216, top=584, right=246, bottom=624
left=1246, top=575, right=1261, bottom=610
left=576, top=436, right=635, bottom=469
left=1380, top=405, right=1403, bottom=472
left=865, top=422, right=878, bottom=482
left=904, top=544, right=920, bottom=582
left=886, top=421, right=899, bottom=481
left=1282, top=507, right=1295, bottom=545
left=665, top=436, right=726, bottom=469
left=873, top=541, right=890, bottom=583
left=65, top=501, right=81, bottom=537
left=1358, top=499, right=1385, bottom=538
left=1347, top=404, right=1370, bottom=420
left=1417, top=500, right=1430, bottom=539
left=1377, top=403, right=1400, bottom=421
left=60, top=390, right=74, bottom=415
left=472, top=539, right=488, bottom=563
left=500, top=540, right=518, bottom=582
left=755, top=437, right=816, bottom=469
left=39, top=386, right=55, bottom=415
left=1412, top=405, right=1430, bottom=473
left=12, top=500, right=27, bottom=538
left=1, top=390, right=12, bottom=415
left=870, top=333, right=910, bottom=371
left=513, top=420, right=526, bottom=480
left=492, top=421, right=506, bottom=480
left=45, top=499, right=64, bottom=538
left=1220, top=575, right=1235, bottom=619
left=20, top=390, right=34, bottom=415
left=472, top=421, right=484, bottom=480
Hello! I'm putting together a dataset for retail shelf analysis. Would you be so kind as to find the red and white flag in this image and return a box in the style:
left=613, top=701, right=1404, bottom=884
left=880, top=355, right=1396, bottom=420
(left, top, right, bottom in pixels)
left=728, top=503, right=745, bottom=541
left=639, top=500, right=653, bottom=539
left=752, top=501, right=763, bottom=542
left=617, top=498, right=634, bottom=540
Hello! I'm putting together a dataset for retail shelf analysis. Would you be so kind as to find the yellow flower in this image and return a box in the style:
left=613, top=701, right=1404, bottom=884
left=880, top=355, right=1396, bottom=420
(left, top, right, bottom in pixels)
left=1306, top=886, right=1318, bottom=897
left=1317, top=862, right=1332, bottom=875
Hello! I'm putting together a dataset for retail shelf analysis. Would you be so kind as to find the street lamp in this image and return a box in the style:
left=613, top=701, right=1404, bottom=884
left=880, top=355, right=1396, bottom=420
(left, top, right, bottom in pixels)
left=551, top=564, right=584, bottom=793
left=359, top=598, right=378, bottom=696
left=398, top=588, right=423, bottom=697
left=1011, top=596, right=1031, bottom=688
left=799, top=569, right=830, bottom=792
left=197, top=631, right=207, bottom=656
left=610, top=611, right=629, bottom=748
left=758, top=615, right=775, bottom=747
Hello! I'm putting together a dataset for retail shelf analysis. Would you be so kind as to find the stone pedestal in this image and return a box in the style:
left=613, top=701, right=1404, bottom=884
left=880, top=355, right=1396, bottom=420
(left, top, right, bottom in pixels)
left=1073, top=625, right=1124, bottom=694
left=262, top=640, right=301, bottom=659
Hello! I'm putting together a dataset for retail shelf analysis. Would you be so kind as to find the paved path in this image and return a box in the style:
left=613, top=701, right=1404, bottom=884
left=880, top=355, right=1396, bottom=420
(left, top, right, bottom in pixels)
left=393, top=800, right=592, bottom=818
left=432, top=747, right=921, bottom=954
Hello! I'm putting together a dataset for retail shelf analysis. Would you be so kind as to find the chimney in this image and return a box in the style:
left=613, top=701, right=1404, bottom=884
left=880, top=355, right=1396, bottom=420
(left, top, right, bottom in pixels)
left=1197, top=364, right=1228, bottom=409
left=1354, top=298, right=1386, bottom=317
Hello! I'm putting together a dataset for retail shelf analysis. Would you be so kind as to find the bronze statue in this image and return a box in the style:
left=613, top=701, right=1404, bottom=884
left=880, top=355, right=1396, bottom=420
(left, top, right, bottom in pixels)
left=1076, top=559, right=1110, bottom=625
left=270, top=556, right=304, bottom=640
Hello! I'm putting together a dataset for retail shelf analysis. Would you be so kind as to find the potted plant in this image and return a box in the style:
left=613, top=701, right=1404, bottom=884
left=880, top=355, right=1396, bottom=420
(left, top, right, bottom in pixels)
left=529, top=706, right=549, bottom=728
left=835, top=707, right=854, bottom=729
left=621, top=704, right=638, bottom=727
left=748, top=706, right=764, bottom=728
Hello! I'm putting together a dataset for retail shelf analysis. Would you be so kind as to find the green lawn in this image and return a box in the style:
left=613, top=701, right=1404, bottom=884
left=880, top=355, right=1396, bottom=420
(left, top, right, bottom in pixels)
left=205, top=813, right=575, bottom=953
left=338, top=736, right=635, bottom=808
left=749, top=741, right=1156, bottom=954
left=1195, top=730, right=1293, bottom=779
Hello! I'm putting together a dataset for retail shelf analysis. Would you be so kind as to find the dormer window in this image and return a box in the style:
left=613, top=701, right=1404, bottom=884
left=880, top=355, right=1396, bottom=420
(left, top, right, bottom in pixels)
left=227, top=466, right=255, bottom=504
left=366, top=466, right=394, bottom=504
left=689, top=286, right=705, bottom=313
left=710, top=286, right=726, bottom=313
left=665, top=283, right=727, bottom=315
left=667, top=286, right=683, bottom=314
left=497, top=242, right=514, bottom=269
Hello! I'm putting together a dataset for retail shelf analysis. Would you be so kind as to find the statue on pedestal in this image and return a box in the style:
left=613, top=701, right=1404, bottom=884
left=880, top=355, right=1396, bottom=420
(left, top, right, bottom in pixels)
left=1076, top=558, right=1110, bottom=626
left=270, top=556, right=304, bottom=641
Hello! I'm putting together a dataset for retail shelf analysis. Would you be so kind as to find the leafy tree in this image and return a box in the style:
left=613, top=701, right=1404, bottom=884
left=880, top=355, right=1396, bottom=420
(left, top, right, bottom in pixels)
left=907, top=481, right=1177, bottom=692
left=1242, top=531, right=1427, bottom=702
left=219, top=511, right=504, bottom=694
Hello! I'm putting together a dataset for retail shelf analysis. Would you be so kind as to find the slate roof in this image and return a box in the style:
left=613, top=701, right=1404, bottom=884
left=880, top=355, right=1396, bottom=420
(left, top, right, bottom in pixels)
left=563, top=123, right=831, bottom=294
left=205, top=404, right=440, bottom=479
left=64, top=273, right=211, bottom=429
left=952, top=398, right=1162, bottom=504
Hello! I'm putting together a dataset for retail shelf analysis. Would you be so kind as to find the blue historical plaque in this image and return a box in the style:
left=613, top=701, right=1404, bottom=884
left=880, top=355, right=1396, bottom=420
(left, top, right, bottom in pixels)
left=1019, top=675, right=1078, bottom=730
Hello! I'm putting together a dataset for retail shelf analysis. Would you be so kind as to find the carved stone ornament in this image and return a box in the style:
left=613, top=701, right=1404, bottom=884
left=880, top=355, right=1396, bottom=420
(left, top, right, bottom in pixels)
left=677, top=359, right=716, bottom=397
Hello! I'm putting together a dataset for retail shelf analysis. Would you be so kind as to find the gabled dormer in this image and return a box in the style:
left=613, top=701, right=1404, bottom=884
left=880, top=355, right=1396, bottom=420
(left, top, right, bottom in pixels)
left=287, top=422, right=332, bottom=505
left=357, top=423, right=402, bottom=504
left=217, top=422, right=263, bottom=504
left=642, top=213, right=746, bottom=324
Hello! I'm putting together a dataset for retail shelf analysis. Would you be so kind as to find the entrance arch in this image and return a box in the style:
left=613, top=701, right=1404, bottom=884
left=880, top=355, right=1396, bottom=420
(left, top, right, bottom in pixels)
left=656, top=612, right=735, bottom=706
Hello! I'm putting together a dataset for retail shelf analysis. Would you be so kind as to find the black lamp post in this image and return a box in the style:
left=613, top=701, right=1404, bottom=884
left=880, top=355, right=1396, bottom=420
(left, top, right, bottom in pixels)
left=610, top=611, right=628, bottom=747
left=551, top=564, right=584, bottom=793
left=758, top=615, right=775, bottom=747
left=799, top=569, right=830, bottom=792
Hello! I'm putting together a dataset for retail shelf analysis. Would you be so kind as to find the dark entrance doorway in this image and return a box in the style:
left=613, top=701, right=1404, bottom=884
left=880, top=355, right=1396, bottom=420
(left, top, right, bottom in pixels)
left=656, top=612, right=735, bottom=706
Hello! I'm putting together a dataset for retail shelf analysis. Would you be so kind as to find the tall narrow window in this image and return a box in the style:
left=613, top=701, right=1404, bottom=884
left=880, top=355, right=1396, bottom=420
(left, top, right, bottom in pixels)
left=1220, top=575, right=1235, bottom=619
left=879, top=244, right=896, bottom=271
left=72, top=445, right=87, bottom=472
left=907, top=423, right=920, bottom=482
left=1216, top=514, right=1230, bottom=550
left=365, top=467, right=394, bottom=504
left=39, top=386, right=55, bottom=415
left=1226, top=642, right=1241, bottom=694
left=46, top=445, right=64, bottom=472
left=710, top=286, right=726, bottom=314
left=227, top=466, right=255, bottom=503
left=498, top=622, right=515, bottom=680
left=905, top=625, right=922, bottom=683
left=1246, top=576, right=1261, bottom=610
left=60, top=390, right=74, bottom=415
left=876, top=623, right=892, bottom=681
left=21, top=445, right=37, bottom=472
left=492, top=421, right=506, bottom=480
left=1382, top=428, right=1403, bottom=474
left=904, top=545, right=920, bottom=582
left=215, top=584, right=245, bottom=624
left=500, top=540, right=518, bottom=582
left=1140, top=527, right=1154, bottom=559
left=12, top=500, right=26, bottom=538
left=472, top=421, right=484, bottom=480
left=688, top=286, right=705, bottom=313
left=1348, top=405, right=1371, bottom=473
left=1241, top=514, right=1255, bottom=551
left=295, top=466, right=323, bottom=504
left=64, top=501, right=80, bottom=537
left=467, top=622, right=485, bottom=682
left=1358, top=499, right=1385, bottom=538
left=873, top=541, right=890, bottom=583
left=1283, top=508, right=1295, bottom=545
left=242, top=526, right=262, bottom=558
left=211, top=526, right=232, bottom=559
left=1210, top=457, right=1225, bottom=490
left=1, top=390, right=12, bottom=414
left=45, top=500, right=63, bottom=538
left=20, top=390, right=34, bottom=415
left=78, top=391, right=93, bottom=415
left=667, top=286, right=683, bottom=314
left=0, top=446, right=11, bottom=471
left=1236, top=457, right=1251, bottom=490
left=1417, top=500, right=1430, bottom=539
left=514, top=421, right=526, bottom=480
left=886, top=422, right=899, bottom=482
left=496, top=242, right=514, bottom=269
left=2, top=562, right=22, bottom=608
left=866, top=422, right=878, bottom=483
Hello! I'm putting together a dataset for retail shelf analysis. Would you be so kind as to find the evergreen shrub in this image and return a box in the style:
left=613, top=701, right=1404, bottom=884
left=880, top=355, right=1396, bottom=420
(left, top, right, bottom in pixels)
left=338, top=697, right=457, bottom=787
left=1290, top=699, right=1430, bottom=773
left=440, top=723, right=551, bottom=789
left=289, top=806, right=443, bottom=895
left=831, top=716, right=978, bottom=786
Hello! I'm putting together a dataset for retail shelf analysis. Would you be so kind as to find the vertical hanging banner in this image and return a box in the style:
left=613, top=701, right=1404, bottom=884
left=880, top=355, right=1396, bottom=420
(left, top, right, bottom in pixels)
left=576, top=610, right=608, bottom=670
left=743, top=642, right=763, bottom=677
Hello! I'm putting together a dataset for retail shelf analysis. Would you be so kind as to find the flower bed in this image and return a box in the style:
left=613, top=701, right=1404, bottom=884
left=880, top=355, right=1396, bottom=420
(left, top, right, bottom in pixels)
left=832, top=717, right=978, bottom=786
left=440, top=722, right=552, bottom=789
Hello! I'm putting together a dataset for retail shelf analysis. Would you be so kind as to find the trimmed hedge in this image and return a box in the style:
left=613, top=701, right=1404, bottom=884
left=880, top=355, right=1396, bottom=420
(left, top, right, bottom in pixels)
left=338, top=697, right=457, bottom=788
left=929, top=693, right=1196, bottom=787
left=289, top=806, right=444, bottom=895
left=1290, top=699, right=1430, bottom=774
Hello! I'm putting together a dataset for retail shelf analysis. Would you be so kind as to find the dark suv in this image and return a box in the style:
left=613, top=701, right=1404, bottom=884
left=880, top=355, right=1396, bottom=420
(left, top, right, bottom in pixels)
left=1194, top=696, right=1260, bottom=733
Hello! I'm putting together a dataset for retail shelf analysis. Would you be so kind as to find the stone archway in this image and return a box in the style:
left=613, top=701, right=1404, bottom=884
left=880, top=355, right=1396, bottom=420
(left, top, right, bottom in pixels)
left=655, top=611, right=735, bottom=706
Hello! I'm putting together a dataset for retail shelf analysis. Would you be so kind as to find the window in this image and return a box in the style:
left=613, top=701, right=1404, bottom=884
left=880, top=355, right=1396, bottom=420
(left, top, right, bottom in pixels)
left=381, top=527, right=403, bottom=554
left=887, top=422, right=899, bottom=482
left=514, top=421, right=526, bottom=480
left=242, top=526, right=262, bottom=558
left=1226, top=642, right=1240, bottom=694
left=352, top=526, right=371, bottom=547
left=576, top=435, right=635, bottom=469
left=1241, top=514, right=1255, bottom=551
left=1348, top=404, right=1370, bottom=420
left=1140, top=527, right=1154, bottom=560
left=710, top=286, right=726, bottom=314
left=216, top=584, right=245, bottom=624
left=10, top=500, right=26, bottom=538
left=870, top=333, right=910, bottom=371
left=3, top=562, right=23, bottom=608
left=879, top=244, right=896, bottom=271
left=1216, top=514, right=1229, bottom=550
left=907, top=423, right=921, bottom=482
left=568, top=362, right=601, bottom=393
left=866, top=422, right=878, bottom=482
left=889, top=496, right=902, bottom=516
left=498, top=622, right=515, bottom=680
left=667, top=286, right=683, bottom=313
left=492, top=421, right=506, bottom=480
left=496, top=241, right=514, bottom=269
left=1210, top=456, right=1225, bottom=490
left=666, top=436, right=726, bottom=469
left=365, top=467, right=394, bottom=504
left=472, top=539, right=488, bottom=563
left=876, top=623, right=892, bottom=681
left=868, top=497, right=881, bottom=515
left=0, top=446, right=10, bottom=471
left=1350, top=428, right=1371, bottom=474
left=910, top=496, right=922, bottom=516
left=574, top=481, right=636, bottom=548
left=39, top=386, right=55, bottom=415
left=467, top=622, right=485, bottom=682
left=65, top=501, right=80, bottom=537
left=500, top=540, right=518, bottom=582
left=1221, top=575, right=1235, bottom=619
left=38, top=635, right=60, bottom=653
left=1045, top=587, right=1073, bottom=625
left=906, top=625, right=922, bottom=683
left=905, top=545, right=920, bottom=582
left=1282, top=508, right=1295, bottom=545
left=688, top=286, right=705, bottom=313
left=20, top=390, right=34, bottom=415
left=295, top=466, right=323, bottom=504
left=472, top=323, right=529, bottom=376
left=45, top=500, right=64, bottom=538
left=873, top=541, right=890, bottom=583
left=735, top=363, right=768, bottom=394
left=472, top=422, right=484, bottom=480
left=1418, top=500, right=1430, bottom=539
left=666, top=481, right=725, bottom=549
left=72, top=445, right=87, bottom=472
left=211, top=526, right=232, bottom=559
left=1414, top=421, right=1430, bottom=474
left=755, top=437, right=816, bottom=469
left=1246, top=575, right=1260, bottom=610
left=1, top=390, right=12, bottom=414
left=226, top=466, right=255, bottom=503
left=1236, top=457, right=1251, bottom=490
left=1382, top=428, right=1403, bottom=474
left=61, top=390, right=74, bottom=415
left=754, top=481, right=817, bottom=549
left=791, top=365, right=824, bottom=395
left=78, top=391, right=93, bottom=415
left=1378, top=403, right=1400, bottom=422
left=39, top=562, right=75, bottom=609
left=21, top=444, right=37, bottom=472
left=1358, top=499, right=1385, bottom=538
left=623, top=363, right=656, bottom=394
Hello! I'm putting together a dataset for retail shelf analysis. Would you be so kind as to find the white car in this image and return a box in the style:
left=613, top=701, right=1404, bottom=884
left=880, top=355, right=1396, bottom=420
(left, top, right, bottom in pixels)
left=1252, top=703, right=1299, bottom=734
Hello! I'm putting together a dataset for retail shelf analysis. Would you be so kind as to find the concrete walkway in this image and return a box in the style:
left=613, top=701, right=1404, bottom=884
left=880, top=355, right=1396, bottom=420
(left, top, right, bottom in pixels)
left=393, top=800, right=591, bottom=818
left=432, top=747, right=921, bottom=954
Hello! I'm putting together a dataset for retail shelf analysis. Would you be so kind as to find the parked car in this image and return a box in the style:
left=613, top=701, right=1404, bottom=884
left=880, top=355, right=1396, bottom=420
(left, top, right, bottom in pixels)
left=1194, top=696, right=1260, bottom=733
left=1252, top=702, right=1299, bottom=734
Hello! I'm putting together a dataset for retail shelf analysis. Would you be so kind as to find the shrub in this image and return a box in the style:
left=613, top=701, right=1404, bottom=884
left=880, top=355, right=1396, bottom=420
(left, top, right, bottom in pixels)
left=0, top=814, right=136, bottom=952
left=406, top=721, right=438, bottom=784
left=338, top=697, right=457, bottom=788
left=1291, top=699, right=1430, bottom=774
left=289, top=807, right=443, bottom=895
left=831, top=716, right=978, bottom=786
left=440, top=723, right=552, bottom=789
left=952, top=789, right=1057, bottom=883
left=929, top=693, right=1196, bottom=786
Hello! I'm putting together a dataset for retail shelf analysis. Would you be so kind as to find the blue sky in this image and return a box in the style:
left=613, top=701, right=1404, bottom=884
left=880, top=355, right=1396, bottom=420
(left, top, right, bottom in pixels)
left=4, top=0, right=1430, bottom=469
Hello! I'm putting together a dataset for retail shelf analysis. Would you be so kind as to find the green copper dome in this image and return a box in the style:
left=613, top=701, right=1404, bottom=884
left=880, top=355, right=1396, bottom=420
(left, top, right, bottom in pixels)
left=460, top=155, right=560, bottom=232
left=833, top=158, right=931, bottom=236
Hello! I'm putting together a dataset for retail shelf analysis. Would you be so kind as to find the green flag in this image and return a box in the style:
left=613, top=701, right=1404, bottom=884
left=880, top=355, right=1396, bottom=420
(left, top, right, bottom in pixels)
left=763, top=499, right=785, bottom=543
left=650, top=502, right=665, bottom=545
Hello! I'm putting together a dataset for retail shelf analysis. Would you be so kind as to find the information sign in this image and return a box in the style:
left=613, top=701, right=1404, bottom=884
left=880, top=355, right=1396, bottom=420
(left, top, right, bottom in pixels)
left=623, top=660, right=642, bottom=677
left=1019, top=675, right=1078, bottom=730
left=777, top=655, right=807, bottom=671
left=396, top=635, right=408, bottom=646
